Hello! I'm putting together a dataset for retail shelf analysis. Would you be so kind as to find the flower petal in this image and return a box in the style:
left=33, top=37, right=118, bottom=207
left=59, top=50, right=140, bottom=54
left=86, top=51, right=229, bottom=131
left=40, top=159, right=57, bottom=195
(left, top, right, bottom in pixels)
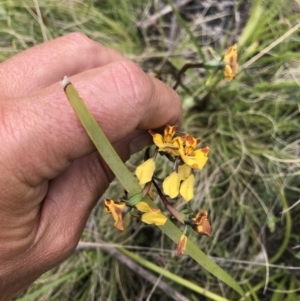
left=149, top=131, right=165, bottom=149
left=149, top=126, right=179, bottom=155
left=178, top=164, right=191, bottom=180
left=223, top=44, right=238, bottom=82
left=136, top=202, right=167, bottom=226
left=135, top=201, right=152, bottom=213
left=180, top=174, right=195, bottom=201
left=104, top=199, right=126, bottom=231
left=183, top=135, right=200, bottom=152
left=164, top=125, right=177, bottom=143
left=141, top=211, right=167, bottom=226
left=135, top=158, right=155, bottom=184
left=180, top=147, right=209, bottom=169
left=224, top=65, right=233, bottom=82
left=163, top=171, right=181, bottom=198
left=192, top=210, right=211, bottom=236
left=177, top=235, right=187, bottom=255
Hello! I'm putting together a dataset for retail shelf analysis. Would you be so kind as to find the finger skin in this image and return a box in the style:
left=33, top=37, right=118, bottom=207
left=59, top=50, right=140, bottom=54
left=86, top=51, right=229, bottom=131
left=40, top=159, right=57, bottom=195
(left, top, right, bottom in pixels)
left=0, top=33, right=124, bottom=98
left=0, top=35, right=182, bottom=300
left=2, top=59, right=181, bottom=189
left=0, top=139, right=131, bottom=300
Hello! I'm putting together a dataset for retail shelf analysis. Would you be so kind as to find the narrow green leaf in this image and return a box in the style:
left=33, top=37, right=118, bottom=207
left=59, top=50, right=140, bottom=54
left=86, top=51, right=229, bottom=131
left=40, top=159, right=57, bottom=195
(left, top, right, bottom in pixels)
left=62, top=78, right=245, bottom=297
left=62, top=77, right=140, bottom=196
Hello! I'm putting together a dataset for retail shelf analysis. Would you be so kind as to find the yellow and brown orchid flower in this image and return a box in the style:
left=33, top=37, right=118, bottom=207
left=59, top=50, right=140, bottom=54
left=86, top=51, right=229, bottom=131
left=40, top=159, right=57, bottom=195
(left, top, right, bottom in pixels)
left=223, top=44, right=238, bottom=82
left=177, top=234, right=188, bottom=256
left=191, top=210, right=211, bottom=236
left=104, top=199, right=126, bottom=231
left=149, top=125, right=179, bottom=155
left=175, top=135, right=210, bottom=170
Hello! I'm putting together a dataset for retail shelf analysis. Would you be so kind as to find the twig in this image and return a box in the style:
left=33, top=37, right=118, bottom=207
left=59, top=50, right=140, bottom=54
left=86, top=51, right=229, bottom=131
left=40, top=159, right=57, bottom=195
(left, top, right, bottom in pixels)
left=77, top=240, right=191, bottom=301
left=173, top=62, right=204, bottom=90
left=138, top=0, right=193, bottom=29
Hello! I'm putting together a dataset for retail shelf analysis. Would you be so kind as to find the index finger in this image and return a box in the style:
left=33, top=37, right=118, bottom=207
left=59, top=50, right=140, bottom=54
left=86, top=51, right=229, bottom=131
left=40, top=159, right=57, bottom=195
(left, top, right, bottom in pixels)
left=0, top=33, right=124, bottom=98
left=2, top=59, right=182, bottom=186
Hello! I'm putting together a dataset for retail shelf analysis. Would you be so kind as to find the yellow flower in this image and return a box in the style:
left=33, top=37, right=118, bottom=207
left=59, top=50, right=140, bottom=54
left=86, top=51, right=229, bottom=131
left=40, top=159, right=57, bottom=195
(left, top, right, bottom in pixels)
left=223, top=44, right=238, bottom=82
left=104, top=199, right=126, bottom=231
left=178, top=164, right=191, bottom=179
left=135, top=201, right=167, bottom=226
left=180, top=174, right=195, bottom=202
left=175, top=135, right=210, bottom=170
left=163, top=171, right=181, bottom=198
left=163, top=165, right=194, bottom=201
left=135, top=158, right=155, bottom=185
left=149, top=125, right=179, bottom=155
left=192, top=210, right=211, bottom=236
left=177, top=235, right=187, bottom=256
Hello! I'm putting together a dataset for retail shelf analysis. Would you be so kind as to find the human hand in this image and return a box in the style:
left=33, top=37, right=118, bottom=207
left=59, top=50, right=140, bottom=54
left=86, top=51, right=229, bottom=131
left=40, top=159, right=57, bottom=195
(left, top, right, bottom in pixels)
left=0, top=33, right=182, bottom=300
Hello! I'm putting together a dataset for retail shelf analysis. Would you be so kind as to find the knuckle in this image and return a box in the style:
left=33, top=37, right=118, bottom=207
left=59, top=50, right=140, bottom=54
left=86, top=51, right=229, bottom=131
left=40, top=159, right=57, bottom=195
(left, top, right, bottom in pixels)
left=63, top=32, right=94, bottom=48
left=62, top=32, right=100, bottom=58
left=110, top=59, right=154, bottom=113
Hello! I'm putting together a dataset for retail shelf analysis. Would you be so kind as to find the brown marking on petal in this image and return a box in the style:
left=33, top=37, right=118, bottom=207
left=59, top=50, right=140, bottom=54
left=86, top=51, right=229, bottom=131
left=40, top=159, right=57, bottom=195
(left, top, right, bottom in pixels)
left=191, top=163, right=199, bottom=169
left=223, top=44, right=238, bottom=81
left=150, top=207, right=160, bottom=213
left=177, top=235, right=187, bottom=256
left=165, top=125, right=178, bottom=133
left=185, top=135, right=195, bottom=145
left=200, top=146, right=210, bottom=155
left=180, top=134, right=188, bottom=141
left=164, top=146, right=179, bottom=154
left=165, top=125, right=178, bottom=143
left=194, top=210, right=208, bottom=221
left=114, top=206, right=123, bottom=216
left=195, top=221, right=211, bottom=236
left=229, top=57, right=238, bottom=76
left=192, top=210, right=211, bottom=236
left=224, top=65, right=233, bottom=82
